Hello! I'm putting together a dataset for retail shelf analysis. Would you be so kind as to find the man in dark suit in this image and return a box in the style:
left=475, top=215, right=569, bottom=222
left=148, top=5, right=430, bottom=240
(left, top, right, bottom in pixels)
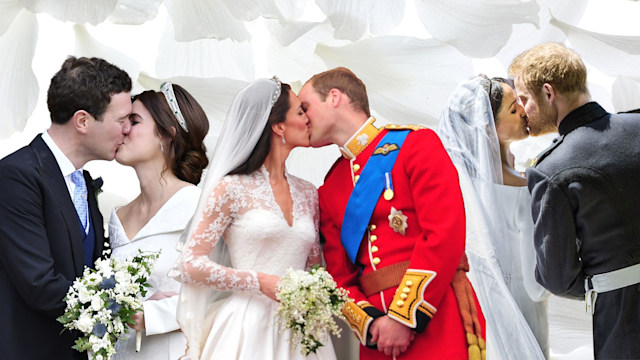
left=510, top=43, right=640, bottom=359
left=0, top=57, right=132, bottom=359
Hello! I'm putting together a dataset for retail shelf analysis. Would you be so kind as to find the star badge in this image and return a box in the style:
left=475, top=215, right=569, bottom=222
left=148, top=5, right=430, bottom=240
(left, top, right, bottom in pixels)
left=388, top=207, right=408, bottom=235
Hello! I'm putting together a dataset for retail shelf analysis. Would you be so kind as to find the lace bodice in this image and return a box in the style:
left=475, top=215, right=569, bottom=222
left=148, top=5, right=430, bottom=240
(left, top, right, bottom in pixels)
left=179, top=166, right=320, bottom=293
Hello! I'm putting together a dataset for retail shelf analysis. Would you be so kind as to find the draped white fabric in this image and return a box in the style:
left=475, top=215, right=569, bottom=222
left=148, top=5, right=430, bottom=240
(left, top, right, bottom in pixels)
left=108, top=0, right=163, bottom=25
left=0, top=9, right=37, bottom=139
left=21, top=0, right=117, bottom=25
left=415, top=0, right=540, bottom=58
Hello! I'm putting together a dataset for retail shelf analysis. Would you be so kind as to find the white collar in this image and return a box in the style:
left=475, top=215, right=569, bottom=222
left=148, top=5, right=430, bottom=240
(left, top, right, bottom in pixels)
left=41, top=131, right=81, bottom=177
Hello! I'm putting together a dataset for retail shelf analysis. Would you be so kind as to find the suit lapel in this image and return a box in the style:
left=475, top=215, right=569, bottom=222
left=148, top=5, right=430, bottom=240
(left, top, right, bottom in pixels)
left=31, top=136, right=85, bottom=276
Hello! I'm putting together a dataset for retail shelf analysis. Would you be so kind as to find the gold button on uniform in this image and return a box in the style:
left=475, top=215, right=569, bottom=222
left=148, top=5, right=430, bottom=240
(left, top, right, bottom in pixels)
left=353, top=164, right=360, bottom=172
left=370, top=235, right=377, bottom=242
left=402, top=287, right=411, bottom=293
left=400, top=293, right=408, bottom=300
left=406, top=280, right=413, bottom=287
left=372, top=257, right=380, bottom=265
left=354, top=175, right=360, bottom=183
left=371, top=245, right=378, bottom=253
left=369, top=224, right=377, bottom=231
left=396, top=300, right=405, bottom=307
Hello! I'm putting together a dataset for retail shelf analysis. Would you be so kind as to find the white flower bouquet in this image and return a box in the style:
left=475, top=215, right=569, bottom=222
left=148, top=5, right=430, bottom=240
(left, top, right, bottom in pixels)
left=275, top=266, right=351, bottom=356
left=57, top=250, right=159, bottom=360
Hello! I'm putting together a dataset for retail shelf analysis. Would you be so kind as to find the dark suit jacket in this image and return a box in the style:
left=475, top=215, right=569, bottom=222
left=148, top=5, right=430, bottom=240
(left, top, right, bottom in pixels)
left=526, top=102, right=640, bottom=358
left=0, top=135, right=105, bottom=359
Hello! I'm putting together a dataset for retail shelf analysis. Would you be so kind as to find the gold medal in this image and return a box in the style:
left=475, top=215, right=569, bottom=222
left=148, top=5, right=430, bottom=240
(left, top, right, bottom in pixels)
left=383, top=188, right=394, bottom=201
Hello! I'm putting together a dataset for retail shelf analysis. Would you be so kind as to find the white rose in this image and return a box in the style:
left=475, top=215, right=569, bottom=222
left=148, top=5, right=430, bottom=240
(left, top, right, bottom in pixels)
left=78, top=287, right=92, bottom=304
left=90, top=297, right=103, bottom=312
left=75, top=312, right=94, bottom=333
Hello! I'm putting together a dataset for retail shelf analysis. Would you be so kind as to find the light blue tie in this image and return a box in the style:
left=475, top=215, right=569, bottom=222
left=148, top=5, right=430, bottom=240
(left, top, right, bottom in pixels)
left=71, top=170, right=89, bottom=231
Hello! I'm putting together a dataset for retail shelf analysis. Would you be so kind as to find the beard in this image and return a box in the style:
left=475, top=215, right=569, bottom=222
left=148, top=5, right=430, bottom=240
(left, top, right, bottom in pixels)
left=528, top=103, right=558, bottom=136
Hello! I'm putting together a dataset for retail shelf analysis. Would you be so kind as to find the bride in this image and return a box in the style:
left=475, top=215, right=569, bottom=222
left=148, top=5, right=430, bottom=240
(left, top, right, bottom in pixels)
left=439, top=76, right=550, bottom=359
left=109, top=82, right=209, bottom=359
left=172, top=77, right=336, bottom=359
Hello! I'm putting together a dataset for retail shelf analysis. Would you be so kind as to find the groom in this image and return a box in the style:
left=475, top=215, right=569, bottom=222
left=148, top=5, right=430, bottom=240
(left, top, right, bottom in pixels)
left=0, top=57, right=132, bottom=359
left=509, top=43, right=640, bottom=359
left=299, top=67, right=485, bottom=359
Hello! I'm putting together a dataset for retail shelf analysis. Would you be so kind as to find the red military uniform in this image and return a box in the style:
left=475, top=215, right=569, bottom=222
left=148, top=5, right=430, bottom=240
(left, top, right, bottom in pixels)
left=319, top=118, right=485, bottom=359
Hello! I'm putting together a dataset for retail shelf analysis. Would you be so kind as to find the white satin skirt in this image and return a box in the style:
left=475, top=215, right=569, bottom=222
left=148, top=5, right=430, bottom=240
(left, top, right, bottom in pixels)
left=201, top=293, right=337, bottom=360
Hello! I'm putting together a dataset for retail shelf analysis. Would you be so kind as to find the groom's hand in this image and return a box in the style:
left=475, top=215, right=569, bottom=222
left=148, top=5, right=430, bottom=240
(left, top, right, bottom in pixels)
left=370, top=316, right=415, bottom=357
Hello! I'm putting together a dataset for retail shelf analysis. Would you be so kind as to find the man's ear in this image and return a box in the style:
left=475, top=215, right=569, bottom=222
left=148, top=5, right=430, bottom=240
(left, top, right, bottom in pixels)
left=72, top=110, right=91, bottom=134
left=328, top=88, right=342, bottom=108
left=542, top=83, right=555, bottom=105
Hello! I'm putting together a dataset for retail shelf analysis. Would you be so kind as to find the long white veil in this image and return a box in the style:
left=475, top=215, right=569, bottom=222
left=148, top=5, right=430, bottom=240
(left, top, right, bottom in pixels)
left=438, top=76, right=545, bottom=359
left=171, top=77, right=281, bottom=359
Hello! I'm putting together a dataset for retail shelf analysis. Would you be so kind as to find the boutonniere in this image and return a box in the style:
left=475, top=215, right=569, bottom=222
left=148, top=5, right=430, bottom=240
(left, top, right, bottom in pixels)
left=90, top=176, right=104, bottom=196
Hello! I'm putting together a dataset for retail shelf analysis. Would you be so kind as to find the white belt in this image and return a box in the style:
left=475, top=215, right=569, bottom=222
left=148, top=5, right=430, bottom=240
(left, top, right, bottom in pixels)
left=585, top=262, right=640, bottom=316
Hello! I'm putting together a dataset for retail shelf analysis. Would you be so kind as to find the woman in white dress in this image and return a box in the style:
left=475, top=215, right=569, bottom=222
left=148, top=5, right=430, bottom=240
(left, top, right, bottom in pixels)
left=172, top=77, right=336, bottom=360
left=439, top=76, right=550, bottom=359
left=109, top=83, right=209, bottom=359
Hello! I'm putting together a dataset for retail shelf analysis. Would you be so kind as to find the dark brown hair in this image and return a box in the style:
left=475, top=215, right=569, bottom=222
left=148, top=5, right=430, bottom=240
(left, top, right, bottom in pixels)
left=47, top=56, right=132, bottom=124
left=228, top=83, right=292, bottom=175
left=480, top=75, right=514, bottom=121
left=133, top=84, right=209, bottom=184
left=307, top=67, right=370, bottom=117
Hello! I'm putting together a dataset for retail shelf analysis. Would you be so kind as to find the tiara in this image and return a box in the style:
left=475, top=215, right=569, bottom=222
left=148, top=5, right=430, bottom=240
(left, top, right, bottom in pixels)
left=270, top=76, right=282, bottom=107
left=160, top=82, right=189, bottom=133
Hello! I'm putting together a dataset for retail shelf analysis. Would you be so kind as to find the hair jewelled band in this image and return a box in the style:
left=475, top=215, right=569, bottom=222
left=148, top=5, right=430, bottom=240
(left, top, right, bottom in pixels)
left=270, top=76, right=282, bottom=107
left=160, top=82, right=189, bottom=133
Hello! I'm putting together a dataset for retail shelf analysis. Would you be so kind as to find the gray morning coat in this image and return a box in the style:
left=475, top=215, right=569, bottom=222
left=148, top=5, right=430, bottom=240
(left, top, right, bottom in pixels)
left=526, top=102, right=640, bottom=359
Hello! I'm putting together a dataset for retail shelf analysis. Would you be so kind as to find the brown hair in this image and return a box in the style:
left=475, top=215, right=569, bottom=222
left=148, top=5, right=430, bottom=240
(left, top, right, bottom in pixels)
left=228, top=83, right=292, bottom=176
left=479, top=75, right=514, bottom=121
left=307, top=67, right=370, bottom=117
left=133, top=84, right=209, bottom=184
left=509, top=43, right=588, bottom=97
left=47, top=57, right=132, bottom=124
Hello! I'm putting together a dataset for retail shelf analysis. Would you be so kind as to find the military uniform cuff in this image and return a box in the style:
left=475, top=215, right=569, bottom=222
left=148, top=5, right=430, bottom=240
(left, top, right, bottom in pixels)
left=341, top=301, right=384, bottom=345
left=387, top=269, right=437, bottom=329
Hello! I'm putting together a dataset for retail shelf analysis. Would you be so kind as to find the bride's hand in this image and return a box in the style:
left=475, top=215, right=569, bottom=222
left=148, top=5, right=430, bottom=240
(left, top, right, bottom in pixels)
left=257, top=273, right=281, bottom=301
left=148, top=291, right=178, bottom=301
left=128, top=311, right=145, bottom=331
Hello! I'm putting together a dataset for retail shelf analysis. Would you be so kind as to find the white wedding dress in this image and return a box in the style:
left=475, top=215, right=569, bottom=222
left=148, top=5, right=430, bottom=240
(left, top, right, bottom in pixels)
left=109, top=186, right=201, bottom=359
left=492, top=184, right=550, bottom=357
left=177, top=166, right=336, bottom=360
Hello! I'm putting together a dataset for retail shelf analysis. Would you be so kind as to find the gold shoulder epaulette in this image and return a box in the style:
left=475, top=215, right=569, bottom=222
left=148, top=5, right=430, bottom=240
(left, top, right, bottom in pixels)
left=384, top=124, right=426, bottom=131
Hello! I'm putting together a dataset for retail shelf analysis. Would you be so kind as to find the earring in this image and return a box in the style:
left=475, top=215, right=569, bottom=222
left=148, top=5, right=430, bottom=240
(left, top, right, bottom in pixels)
left=281, top=134, right=286, bottom=144
left=160, top=143, right=165, bottom=154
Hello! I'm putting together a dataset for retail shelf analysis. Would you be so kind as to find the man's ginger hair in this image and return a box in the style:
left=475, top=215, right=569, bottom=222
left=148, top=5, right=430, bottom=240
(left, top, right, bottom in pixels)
left=307, top=67, right=370, bottom=117
left=509, top=43, right=589, bottom=96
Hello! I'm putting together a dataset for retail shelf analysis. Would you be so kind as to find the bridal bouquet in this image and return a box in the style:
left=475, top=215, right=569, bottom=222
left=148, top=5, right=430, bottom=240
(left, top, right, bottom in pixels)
left=276, top=266, right=351, bottom=356
left=57, top=250, right=159, bottom=360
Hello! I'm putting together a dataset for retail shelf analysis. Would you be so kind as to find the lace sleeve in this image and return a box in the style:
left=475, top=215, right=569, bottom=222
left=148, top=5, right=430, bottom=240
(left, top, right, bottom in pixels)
left=305, top=185, right=321, bottom=270
left=179, top=178, right=260, bottom=292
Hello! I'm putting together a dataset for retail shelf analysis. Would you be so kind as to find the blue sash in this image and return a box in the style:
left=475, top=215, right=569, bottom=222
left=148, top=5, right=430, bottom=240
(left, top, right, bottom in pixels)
left=340, top=130, right=410, bottom=264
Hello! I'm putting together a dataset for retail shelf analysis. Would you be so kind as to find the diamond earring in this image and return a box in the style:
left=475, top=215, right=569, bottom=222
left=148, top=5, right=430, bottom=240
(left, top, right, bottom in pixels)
left=160, top=143, right=165, bottom=154
left=281, top=134, right=286, bottom=144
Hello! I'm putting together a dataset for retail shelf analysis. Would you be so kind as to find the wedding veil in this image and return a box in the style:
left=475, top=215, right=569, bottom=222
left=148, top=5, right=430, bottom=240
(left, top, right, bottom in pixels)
left=172, top=77, right=282, bottom=359
left=438, top=76, right=545, bottom=359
